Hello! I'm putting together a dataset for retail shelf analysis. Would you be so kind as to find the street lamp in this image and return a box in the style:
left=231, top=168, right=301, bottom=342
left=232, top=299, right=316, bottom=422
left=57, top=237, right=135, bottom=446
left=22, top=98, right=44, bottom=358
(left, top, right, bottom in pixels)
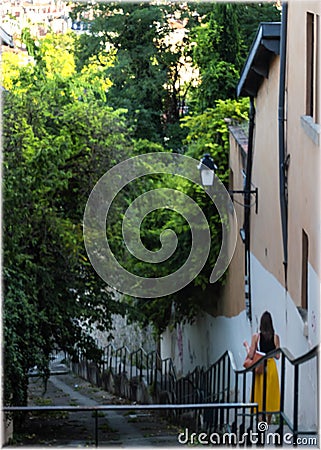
left=198, top=153, right=258, bottom=214
left=197, top=153, right=218, bottom=187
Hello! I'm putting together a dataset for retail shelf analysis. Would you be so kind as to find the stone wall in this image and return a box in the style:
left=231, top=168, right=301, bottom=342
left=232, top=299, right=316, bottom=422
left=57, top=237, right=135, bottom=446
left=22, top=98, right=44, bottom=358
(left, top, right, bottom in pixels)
left=91, top=314, right=156, bottom=353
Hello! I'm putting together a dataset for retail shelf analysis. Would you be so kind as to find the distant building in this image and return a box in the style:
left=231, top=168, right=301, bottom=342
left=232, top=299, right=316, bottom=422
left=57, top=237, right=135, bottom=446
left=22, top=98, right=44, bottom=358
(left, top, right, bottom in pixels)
left=0, top=0, right=72, bottom=41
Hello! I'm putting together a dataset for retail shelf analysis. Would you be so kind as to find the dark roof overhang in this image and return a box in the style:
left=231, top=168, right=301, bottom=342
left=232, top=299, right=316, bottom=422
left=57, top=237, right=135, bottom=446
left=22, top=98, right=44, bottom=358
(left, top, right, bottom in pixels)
left=237, top=22, right=281, bottom=97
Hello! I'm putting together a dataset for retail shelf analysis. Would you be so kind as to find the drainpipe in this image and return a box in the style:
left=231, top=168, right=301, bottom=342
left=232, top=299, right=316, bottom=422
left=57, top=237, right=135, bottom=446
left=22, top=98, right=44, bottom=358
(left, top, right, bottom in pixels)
left=243, top=97, right=256, bottom=323
left=278, top=2, right=288, bottom=289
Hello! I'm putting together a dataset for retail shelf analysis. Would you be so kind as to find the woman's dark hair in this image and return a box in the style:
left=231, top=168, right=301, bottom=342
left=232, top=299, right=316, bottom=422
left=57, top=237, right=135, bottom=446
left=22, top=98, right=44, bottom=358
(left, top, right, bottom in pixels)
left=260, top=311, right=275, bottom=338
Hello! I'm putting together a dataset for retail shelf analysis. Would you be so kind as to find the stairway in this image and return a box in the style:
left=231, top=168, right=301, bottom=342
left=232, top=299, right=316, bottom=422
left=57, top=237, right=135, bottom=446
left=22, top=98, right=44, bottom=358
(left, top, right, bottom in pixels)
left=70, top=342, right=319, bottom=445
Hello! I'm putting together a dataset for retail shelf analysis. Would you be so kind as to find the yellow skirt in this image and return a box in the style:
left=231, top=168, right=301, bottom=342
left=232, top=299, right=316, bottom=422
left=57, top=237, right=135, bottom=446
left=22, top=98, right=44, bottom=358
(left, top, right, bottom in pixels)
left=253, top=358, right=280, bottom=413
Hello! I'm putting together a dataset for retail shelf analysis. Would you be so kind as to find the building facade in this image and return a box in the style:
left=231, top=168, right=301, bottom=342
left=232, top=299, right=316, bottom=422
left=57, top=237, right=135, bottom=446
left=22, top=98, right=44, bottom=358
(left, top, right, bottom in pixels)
left=0, top=0, right=72, bottom=39
left=161, top=1, right=320, bottom=430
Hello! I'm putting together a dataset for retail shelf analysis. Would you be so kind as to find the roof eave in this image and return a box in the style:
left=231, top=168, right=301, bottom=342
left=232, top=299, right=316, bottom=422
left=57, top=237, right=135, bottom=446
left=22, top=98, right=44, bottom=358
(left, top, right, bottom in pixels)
left=237, top=22, right=281, bottom=98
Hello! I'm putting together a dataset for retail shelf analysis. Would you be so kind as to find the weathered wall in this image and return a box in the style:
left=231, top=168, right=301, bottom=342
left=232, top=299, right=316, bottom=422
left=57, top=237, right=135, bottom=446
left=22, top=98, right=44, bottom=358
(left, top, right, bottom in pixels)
left=92, top=314, right=156, bottom=353
left=161, top=311, right=250, bottom=376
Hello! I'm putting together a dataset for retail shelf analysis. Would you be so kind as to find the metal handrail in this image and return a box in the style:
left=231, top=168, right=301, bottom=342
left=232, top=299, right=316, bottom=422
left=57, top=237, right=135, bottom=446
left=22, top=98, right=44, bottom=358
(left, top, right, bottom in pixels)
left=171, top=345, right=318, bottom=439
left=70, top=341, right=318, bottom=441
left=130, top=347, right=147, bottom=381
left=101, top=343, right=116, bottom=373
left=3, top=402, right=258, bottom=447
left=114, top=346, right=130, bottom=375
left=3, top=402, right=258, bottom=412
left=161, top=357, right=177, bottom=392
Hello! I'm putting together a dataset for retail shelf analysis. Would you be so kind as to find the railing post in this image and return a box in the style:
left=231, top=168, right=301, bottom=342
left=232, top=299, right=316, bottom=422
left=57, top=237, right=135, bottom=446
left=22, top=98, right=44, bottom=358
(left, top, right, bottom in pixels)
left=94, top=409, right=98, bottom=447
left=220, top=358, right=225, bottom=429
left=146, top=353, right=148, bottom=385
left=154, top=353, right=158, bottom=395
left=139, top=349, right=143, bottom=381
left=277, top=352, right=286, bottom=444
left=213, top=364, right=218, bottom=430
left=114, top=349, right=117, bottom=374
left=232, top=373, right=238, bottom=434
left=246, top=370, right=255, bottom=446
left=124, top=347, right=127, bottom=374
left=239, top=372, right=246, bottom=445
left=293, top=364, right=299, bottom=446
left=226, top=360, right=231, bottom=427
left=131, top=352, right=134, bottom=380
left=262, top=359, right=267, bottom=424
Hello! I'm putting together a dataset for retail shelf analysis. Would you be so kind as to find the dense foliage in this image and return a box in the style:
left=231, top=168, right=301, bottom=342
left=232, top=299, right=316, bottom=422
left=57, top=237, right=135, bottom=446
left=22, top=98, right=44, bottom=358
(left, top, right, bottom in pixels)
left=3, top=33, right=132, bottom=405
left=74, top=3, right=182, bottom=143
left=190, top=2, right=281, bottom=109
left=3, top=1, right=280, bottom=404
left=123, top=98, right=249, bottom=333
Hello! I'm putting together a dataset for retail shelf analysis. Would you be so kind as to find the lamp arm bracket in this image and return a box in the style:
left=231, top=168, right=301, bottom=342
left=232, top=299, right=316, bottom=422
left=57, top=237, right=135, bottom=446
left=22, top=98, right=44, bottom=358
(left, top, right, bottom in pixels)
left=228, top=188, right=258, bottom=214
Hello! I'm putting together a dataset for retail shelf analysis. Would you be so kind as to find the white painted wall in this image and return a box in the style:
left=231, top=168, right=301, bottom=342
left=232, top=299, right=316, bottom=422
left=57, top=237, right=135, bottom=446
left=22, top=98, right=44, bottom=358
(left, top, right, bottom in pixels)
left=161, top=310, right=251, bottom=377
left=251, top=255, right=320, bottom=353
left=161, top=252, right=319, bottom=429
left=307, top=263, right=320, bottom=347
left=250, top=254, right=318, bottom=430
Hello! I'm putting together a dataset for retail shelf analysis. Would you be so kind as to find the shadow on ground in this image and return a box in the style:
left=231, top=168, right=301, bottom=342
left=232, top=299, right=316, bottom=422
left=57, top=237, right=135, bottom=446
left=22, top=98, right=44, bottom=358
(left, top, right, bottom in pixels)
left=9, top=369, right=182, bottom=447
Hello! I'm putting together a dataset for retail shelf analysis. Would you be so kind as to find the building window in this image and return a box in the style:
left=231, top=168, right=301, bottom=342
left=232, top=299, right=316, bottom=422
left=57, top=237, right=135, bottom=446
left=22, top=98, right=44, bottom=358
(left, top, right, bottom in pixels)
left=306, top=12, right=320, bottom=123
left=301, top=229, right=309, bottom=311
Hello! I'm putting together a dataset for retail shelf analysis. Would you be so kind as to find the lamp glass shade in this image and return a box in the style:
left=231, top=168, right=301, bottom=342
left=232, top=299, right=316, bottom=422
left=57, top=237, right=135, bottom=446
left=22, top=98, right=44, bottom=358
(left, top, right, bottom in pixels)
left=200, top=168, right=215, bottom=187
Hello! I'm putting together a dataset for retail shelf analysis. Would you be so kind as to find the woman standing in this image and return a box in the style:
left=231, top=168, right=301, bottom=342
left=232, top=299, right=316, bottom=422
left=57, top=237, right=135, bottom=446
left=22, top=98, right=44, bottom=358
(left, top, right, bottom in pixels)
left=244, top=311, right=280, bottom=423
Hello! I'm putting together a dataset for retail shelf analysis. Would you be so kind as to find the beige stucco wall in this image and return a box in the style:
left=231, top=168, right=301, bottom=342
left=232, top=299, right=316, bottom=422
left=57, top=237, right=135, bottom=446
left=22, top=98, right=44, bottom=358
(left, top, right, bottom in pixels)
left=224, top=1, right=320, bottom=315
left=219, top=190, right=245, bottom=317
left=218, top=136, right=247, bottom=317
left=286, top=0, right=320, bottom=306
left=222, top=55, right=283, bottom=318
left=250, top=56, right=285, bottom=288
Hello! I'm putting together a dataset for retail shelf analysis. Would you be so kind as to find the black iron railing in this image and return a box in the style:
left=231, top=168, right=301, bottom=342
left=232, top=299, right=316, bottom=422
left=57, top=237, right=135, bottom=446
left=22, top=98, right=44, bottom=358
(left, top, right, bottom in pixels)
left=3, top=402, right=258, bottom=447
left=16, top=339, right=318, bottom=447
left=71, top=341, right=318, bottom=443
left=175, top=345, right=318, bottom=443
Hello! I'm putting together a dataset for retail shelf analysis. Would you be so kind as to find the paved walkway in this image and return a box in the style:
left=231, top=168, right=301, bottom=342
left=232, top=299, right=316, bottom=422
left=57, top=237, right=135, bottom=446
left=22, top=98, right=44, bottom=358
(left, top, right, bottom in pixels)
left=15, top=363, right=181, bottom=447
left=11, top=357, right=318, bottom=448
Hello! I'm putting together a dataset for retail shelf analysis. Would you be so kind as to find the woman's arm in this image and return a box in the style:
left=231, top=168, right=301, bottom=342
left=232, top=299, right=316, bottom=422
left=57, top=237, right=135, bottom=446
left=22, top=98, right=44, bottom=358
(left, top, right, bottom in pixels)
left=247, top=333, right=258, bottom=359
left=274, top=334, right=281, bottom=359
left=243, top=340, right=250, bottom=353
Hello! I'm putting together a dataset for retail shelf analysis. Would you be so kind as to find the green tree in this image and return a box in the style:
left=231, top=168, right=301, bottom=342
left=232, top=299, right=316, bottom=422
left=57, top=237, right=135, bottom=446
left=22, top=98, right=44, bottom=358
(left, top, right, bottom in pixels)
left=74, top=3, right=169, bottom=142
left=189, top=2, right=280, bottom=110
left=34, top=31, right=76, bottom=78
left=2, top=37, right=132, bottom=405
left=182, top=98, right=249, bottom=181
left=238, top=2, right=281, bottom=56
left=120, top=99, right=250, bottom=333
left=74, top=2, right=200, bottom=148
left=190, top=3, right=242, bottom=109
